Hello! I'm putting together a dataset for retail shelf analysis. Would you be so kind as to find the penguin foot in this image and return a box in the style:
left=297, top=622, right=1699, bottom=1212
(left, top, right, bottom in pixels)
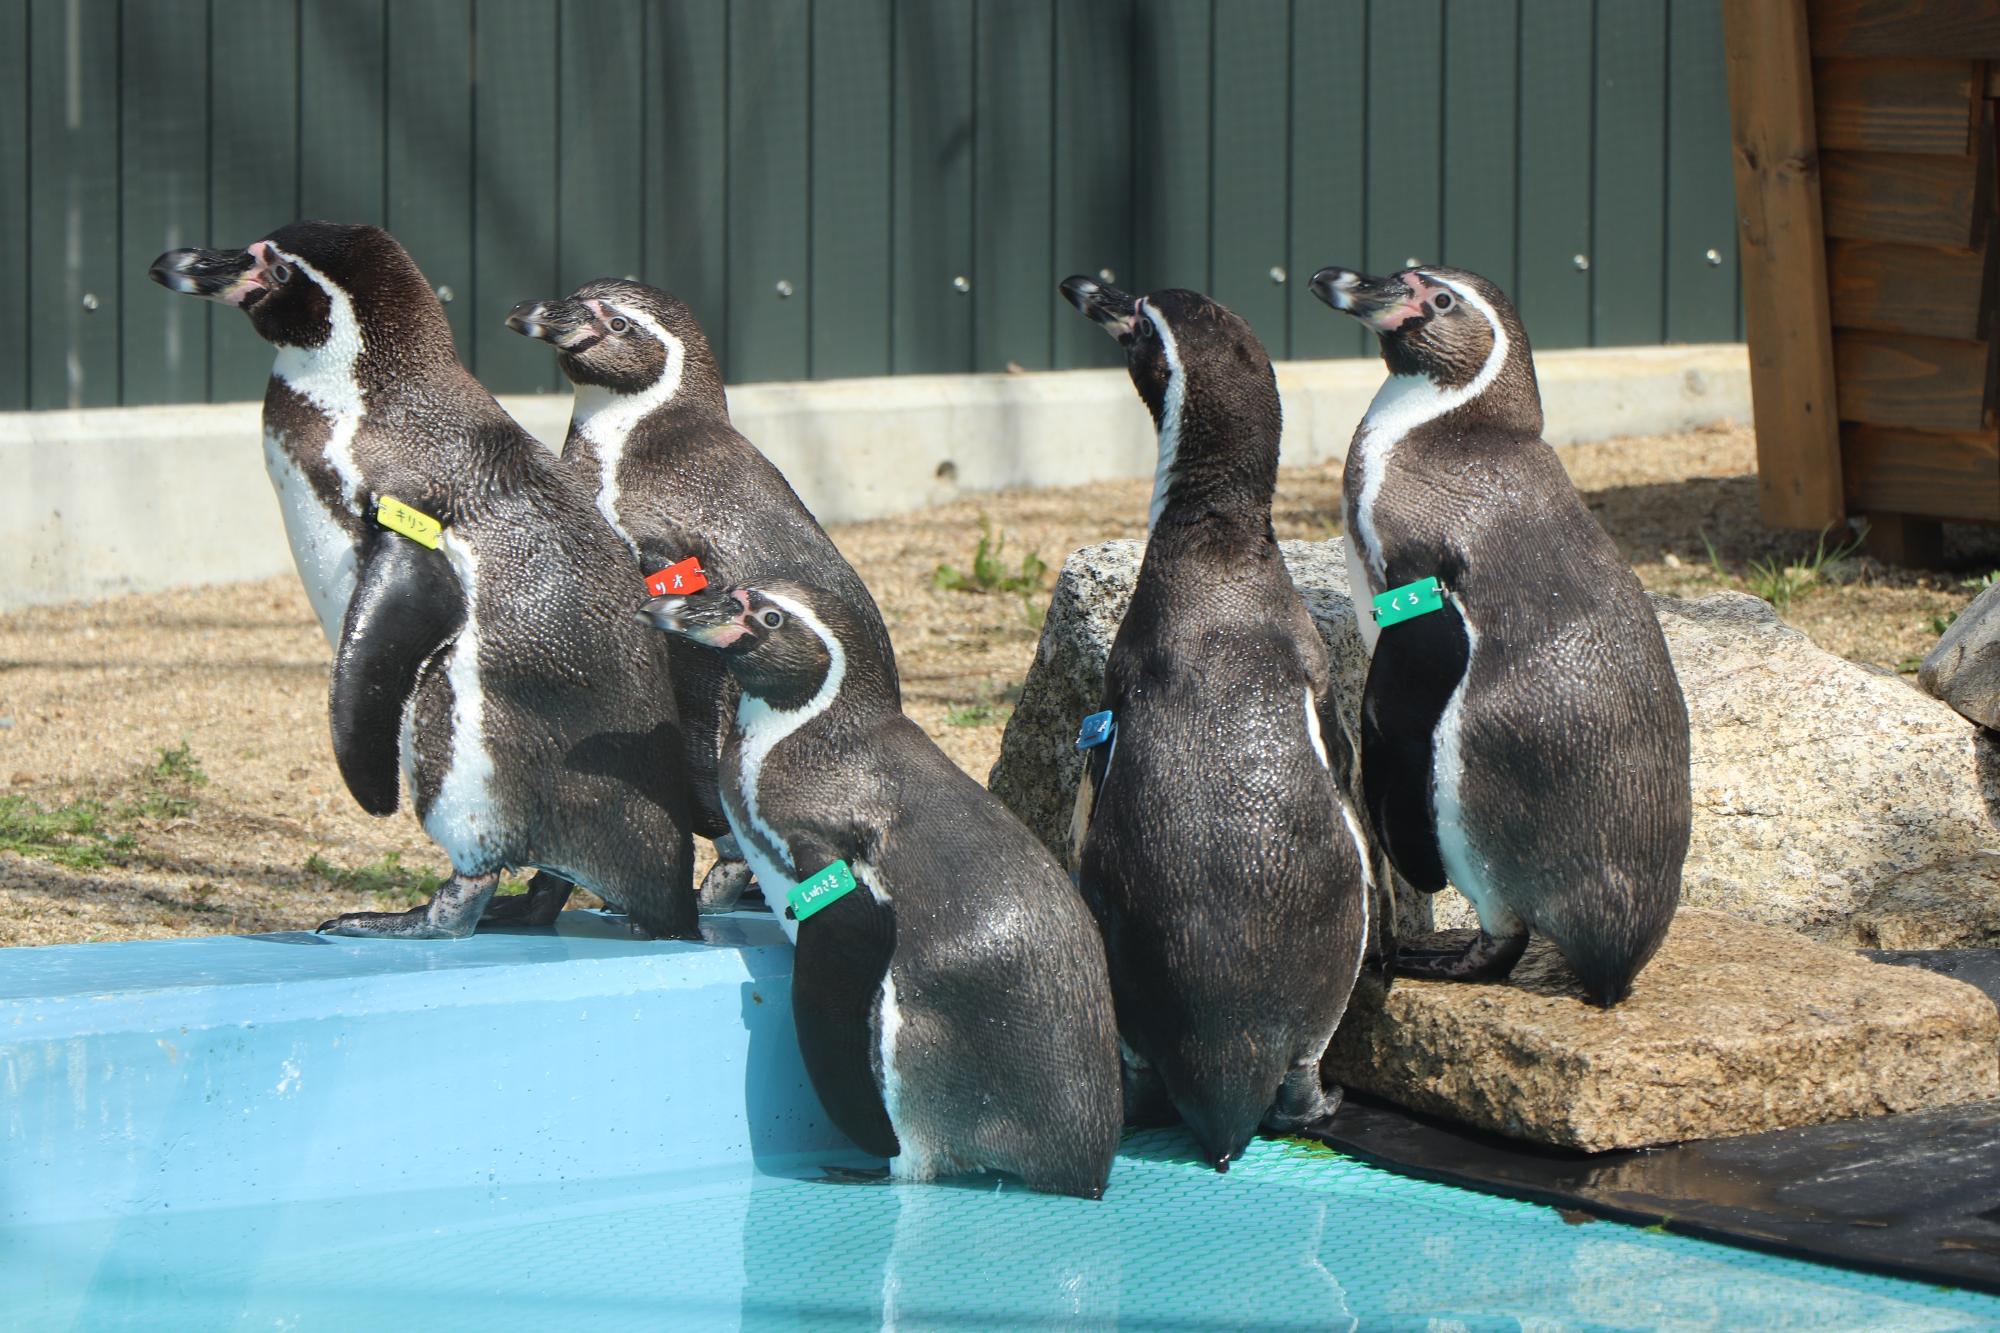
left=479, top=872, right=574, bottom=926
left=1394, top=929, right=1529, bottom=983
left=1119, top=1052, right=1177, bottom=1127
left=318, top=871, right=501, bottom=939
left=1264, top=1066, right=1345, bottom=1137
left=696, top=857, right=756, bottom=914
left=812, top=1165, right=893, bottom=1186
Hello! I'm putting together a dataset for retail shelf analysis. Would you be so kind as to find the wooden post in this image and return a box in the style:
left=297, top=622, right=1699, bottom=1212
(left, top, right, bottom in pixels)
left=1723, top=0, right=1848, bottom=529
left=1862, top=512, right=1947, bottom=567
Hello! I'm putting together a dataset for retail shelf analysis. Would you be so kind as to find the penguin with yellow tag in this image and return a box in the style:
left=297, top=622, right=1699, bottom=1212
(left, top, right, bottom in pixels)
left=148, top=223, right=697, bottom=939
left=639, top=581, right=1120, bottom=1199
left=505, top=280, right=900, bottom=914
left=1059, top=277, right=1373, bottom=1172
left=1309, top=263, right=1689, bottom=1005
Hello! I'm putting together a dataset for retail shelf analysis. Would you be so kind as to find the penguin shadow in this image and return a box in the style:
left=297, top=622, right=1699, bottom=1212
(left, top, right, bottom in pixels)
left=738, top=1160, right=1133, bottom=1328
left=560, top=720, right=688, bottom=810
left=733, top=940, right=860, bottom=1172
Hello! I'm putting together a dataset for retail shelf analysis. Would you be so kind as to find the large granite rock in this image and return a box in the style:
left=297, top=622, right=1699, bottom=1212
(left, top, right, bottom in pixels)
left=1921, top=579, right=2000, bottom=732
left=1322, top=909, right=2000, bottom=1151
left=991, top=538, right=2000, bottom=945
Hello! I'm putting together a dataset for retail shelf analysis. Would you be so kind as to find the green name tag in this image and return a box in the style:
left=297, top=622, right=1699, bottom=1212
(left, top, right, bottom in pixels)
left=1373, top=576, right=1445, bottom=627
left=787, top=860, right=858, bottom=922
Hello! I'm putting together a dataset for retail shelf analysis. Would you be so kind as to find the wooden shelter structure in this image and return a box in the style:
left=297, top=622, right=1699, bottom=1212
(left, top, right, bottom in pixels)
left=1724, top=0, right=1999, bottom=564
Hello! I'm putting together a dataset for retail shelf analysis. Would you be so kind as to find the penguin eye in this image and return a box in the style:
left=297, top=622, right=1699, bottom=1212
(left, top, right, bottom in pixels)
left=270, top=262, right=293, bottom=285
left=607, top=316, right=630, bottom=334
left=1430, top=292, right=1454, bottom=312
left=1133, top=316, right=1155, bottom=342
left=758, top=609, right=784, bottom=629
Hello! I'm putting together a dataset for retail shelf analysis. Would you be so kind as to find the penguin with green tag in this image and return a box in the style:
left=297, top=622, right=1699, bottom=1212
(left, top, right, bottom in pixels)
left=1058, top=276, right=1373, bottom=1172
left=149, top=223, right=697, bottom=939
left=505, top=280, right=901, bottom=916
left=639, top=581, right=1120, bottom=1199
left=1309, top=263, right=1689, bottom=1005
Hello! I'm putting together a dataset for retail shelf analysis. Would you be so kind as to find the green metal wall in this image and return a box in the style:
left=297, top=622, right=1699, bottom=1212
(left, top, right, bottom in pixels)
left=1, top=0, right=1741, bottom=410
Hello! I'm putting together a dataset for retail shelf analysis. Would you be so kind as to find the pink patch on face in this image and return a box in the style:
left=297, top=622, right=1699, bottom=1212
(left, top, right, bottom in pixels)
left=699, top=622, right=749, bottom=649
left=1359, top=271, right=1432, bottom=332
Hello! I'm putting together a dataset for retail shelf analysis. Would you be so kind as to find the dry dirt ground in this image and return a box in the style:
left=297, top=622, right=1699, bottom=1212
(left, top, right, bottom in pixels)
left=2, top=423, right=1995, bottom=946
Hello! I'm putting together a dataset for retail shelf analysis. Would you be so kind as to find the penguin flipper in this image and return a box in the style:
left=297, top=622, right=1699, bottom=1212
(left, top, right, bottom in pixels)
left=789, top=840, right=901, bottom=1160
left=1359, top=601, right=1470, bottom=894
left=1067, top=733, right=1113, bottom=884
left=329, top=529, right=466, bottom=816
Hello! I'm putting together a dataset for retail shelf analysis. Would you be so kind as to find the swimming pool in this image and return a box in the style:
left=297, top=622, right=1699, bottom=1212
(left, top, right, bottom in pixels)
left=5, top=915, right=1996, bottom=1329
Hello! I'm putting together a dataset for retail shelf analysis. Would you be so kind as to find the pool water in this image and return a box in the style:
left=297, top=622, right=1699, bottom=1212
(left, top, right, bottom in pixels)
left=10, top=1127, right=1999, bottom=1330
left=5, top=918, right=1997, bottom=1329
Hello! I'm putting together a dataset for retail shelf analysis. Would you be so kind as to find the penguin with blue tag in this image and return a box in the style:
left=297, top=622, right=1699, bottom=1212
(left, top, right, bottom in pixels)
left=1058, top=276, right=1373, bottom=1172
left=1308, top=263, right=1689, bottom=1005
left=505, top=280, right=901, bottom=913
left=149, top=223, right=696, bottom=938
left=639, top=581, right=1120, bottom=1198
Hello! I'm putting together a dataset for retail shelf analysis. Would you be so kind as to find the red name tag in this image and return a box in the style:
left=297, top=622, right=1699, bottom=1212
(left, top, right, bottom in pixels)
left=645, top=557, right=708, bottom=598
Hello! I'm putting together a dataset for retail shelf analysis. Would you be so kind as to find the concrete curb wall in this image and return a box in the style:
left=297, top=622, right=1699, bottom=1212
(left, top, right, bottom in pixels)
left=0, top=344, right=1748, bottom=610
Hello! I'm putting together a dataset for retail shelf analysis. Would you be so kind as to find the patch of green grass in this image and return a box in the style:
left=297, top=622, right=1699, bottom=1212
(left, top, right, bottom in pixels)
left=152, top=742, right=208, bottom=788
left=125, top=742, right=210, bottom=820
left=934, top=516, right=1050, bottom=597
left=944, top=701, right=1011, bottom=728
left=304, top=851, right=445, bottom=906
left=1933, top=571, right=2000, bottom=636
left=1741, top=525, right=1867, bottom=613
left=1699, top=524, right=1867, bottom=615
left=0, top=796, right=135, bottom=869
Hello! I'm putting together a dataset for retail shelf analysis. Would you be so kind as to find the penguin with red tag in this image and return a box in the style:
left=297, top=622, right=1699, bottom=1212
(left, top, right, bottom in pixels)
left=506, top=280, right=900, bottom=913
left=639, top=581, right=1119, bottom=1198
left=1058, top=276, right=1372, bottom=1171
left=1309, top=263, right=1689, bottom=1005
left=149, top=224, right=696, bottom=938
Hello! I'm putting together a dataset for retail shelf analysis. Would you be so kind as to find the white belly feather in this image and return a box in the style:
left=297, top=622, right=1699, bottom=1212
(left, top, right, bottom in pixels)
left=264, top=429, right=359, bottom=649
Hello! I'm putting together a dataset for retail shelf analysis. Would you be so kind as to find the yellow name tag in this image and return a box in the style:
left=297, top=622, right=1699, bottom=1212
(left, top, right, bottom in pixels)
left=376, top=496, right=443, bottom=549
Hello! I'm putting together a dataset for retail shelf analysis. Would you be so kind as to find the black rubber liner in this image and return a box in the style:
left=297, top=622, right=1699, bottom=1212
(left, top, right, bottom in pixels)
left=1317, top=949, right=2000, bottom=1296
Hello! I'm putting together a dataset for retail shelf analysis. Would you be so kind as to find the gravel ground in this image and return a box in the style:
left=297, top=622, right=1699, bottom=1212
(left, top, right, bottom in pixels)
left=2, top=422, right=1993, bottom=946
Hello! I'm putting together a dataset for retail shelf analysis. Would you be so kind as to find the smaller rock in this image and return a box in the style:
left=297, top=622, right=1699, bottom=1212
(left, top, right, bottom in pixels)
left=1322, top=908, right=2000, bottom=1152
left=1921, top=580, right=2000, bottom=731
left=1826, top=852, right=2000, bottom=951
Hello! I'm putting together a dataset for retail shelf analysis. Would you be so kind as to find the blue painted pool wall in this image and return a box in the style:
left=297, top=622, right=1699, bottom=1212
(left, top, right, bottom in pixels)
left=0, top=914, right=849, bottom=1225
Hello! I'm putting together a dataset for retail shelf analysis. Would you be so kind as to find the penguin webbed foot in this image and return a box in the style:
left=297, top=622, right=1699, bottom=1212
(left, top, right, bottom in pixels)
left=1263, top=1066, right=1346, bottom=1142
left=1119, top=1054, right=1177, bottom=1128
left=1393, top=929, right=1529, bottom=983
left=478, top=872, right=574, bottom=927
left=696, top=857, right=758, bottom=913
left=317, top=871, right=500, bottom=940
left=811, top=1165, right=893, bottom=1186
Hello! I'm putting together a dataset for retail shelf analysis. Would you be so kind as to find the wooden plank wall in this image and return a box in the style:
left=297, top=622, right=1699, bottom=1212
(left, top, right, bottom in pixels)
left=2, top=0, right=1746, bottom=409
left=1806, top=0, right=2000, bottom=535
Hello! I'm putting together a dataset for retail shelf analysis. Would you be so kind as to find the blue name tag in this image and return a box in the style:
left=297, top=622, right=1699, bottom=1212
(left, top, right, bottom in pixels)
left=1076, top=710, right=1115, bottom=750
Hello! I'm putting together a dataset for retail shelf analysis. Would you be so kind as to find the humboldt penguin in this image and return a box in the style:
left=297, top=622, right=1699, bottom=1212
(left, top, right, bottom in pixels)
left=149, top=223, right=695, bottom=937
left=1059, top=275, right=1372, bottom=1171
left=641, top=581, right=1120, bottom=1198
left=1308, top=263, right=1689, bottom=1005
left=505, top=280, right=900, bottom=911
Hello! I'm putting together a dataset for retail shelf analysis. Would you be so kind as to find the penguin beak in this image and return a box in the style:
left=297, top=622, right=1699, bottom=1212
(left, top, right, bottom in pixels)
left=506, top=297, right=602, bottom=352
left=635, top=589, right=752, bottom=649
left=148, top=246, right=270, bottom=308
left=1059, top=275, right=1141, bottom=341
left=1308, top=267, right=1426, bottom=332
